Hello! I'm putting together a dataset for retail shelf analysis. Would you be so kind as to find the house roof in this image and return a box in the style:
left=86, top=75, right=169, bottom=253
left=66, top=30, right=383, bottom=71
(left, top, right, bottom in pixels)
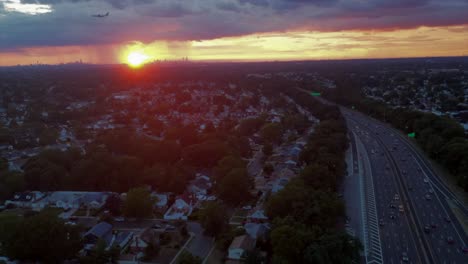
left=249, top=210, right=268, bottom=220
left=11, top=192, right=39, bottom=202
left=191, top=177, right=211, bottom=190
left=85, top=222, right=112, bottom=239
left=47, top=191, right=109, bottom=205
left=229, top=235, right=255, bottom=250
left=244, top=223, right=270, bottom=239
left=110, top=231, right=133, bottom=249
left=152, top=193, right=168, bottom=207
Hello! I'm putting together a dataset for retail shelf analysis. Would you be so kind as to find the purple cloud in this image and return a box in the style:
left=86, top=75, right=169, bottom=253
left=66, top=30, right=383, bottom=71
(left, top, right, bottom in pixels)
left=0, top=0, right=467, bottom=50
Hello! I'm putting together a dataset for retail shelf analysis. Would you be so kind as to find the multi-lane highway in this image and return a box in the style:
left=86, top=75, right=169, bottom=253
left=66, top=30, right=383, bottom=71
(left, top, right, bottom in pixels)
left=343, top=108, right=468, bottom=264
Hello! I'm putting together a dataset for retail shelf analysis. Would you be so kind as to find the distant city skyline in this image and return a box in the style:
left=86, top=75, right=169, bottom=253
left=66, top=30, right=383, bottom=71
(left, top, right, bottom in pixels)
left=1, top=0, right=468, bottom=66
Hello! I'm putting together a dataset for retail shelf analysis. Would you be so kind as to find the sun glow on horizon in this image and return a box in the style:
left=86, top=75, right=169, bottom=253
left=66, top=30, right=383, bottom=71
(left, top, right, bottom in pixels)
left=127, top=51, right=149, bottom=68
left=119, top=42, right=164, bottom=68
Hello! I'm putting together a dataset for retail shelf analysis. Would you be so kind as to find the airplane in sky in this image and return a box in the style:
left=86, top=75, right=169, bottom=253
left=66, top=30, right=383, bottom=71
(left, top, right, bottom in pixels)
left=92, top=12, right=109, bottom=18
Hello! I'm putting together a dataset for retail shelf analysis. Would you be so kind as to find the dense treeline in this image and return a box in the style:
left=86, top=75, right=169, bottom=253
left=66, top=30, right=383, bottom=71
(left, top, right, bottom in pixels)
left=0, top=210, right=83, bottom=263
left=4, top=124, right=252, bottom=195
left=265, top=87, right=362, bottom=263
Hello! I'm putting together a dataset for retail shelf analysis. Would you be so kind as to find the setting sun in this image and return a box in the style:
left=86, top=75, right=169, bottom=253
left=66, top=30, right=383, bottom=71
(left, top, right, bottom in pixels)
left=127, top=51, right=149, bottom=68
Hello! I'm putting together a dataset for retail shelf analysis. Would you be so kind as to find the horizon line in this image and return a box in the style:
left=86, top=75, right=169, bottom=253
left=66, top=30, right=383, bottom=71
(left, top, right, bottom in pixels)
left=1, top=55, right=468, bottom=68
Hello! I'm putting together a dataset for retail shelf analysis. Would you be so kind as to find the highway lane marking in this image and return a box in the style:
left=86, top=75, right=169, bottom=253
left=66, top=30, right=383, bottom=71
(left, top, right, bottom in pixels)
left=352, top=130, right=384, bottom=264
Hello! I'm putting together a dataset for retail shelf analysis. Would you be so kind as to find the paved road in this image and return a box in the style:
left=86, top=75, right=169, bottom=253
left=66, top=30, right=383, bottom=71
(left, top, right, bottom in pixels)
left=186, top=222, right=214, bottom=259
left=343, top=108, right=468, bottom=264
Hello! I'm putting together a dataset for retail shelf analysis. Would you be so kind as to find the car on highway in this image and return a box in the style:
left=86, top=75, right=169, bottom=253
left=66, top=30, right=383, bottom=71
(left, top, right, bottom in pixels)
left=424, top=225, right=431, bottom=233
left=425, top=194, right=431, bottom=201
left=401, top=252, right=409, bottom=262
left=423, top=178, right=429, bottom=183
left=446, top=236, right=455, bottom=245
left=399, top=205, right=404, bottom=213
left=430, top=223, right=438, bottom=229
left=394, top=194, right=400, bottom=201
left=461, top=247, right=468, bottom=254
left=389, top=203, right=396, bottom=209
left=379, top=219, right=385, bottom=227
left=428, top=189, right=434, bottom=194
left=444, top=216, right=451, bottom=223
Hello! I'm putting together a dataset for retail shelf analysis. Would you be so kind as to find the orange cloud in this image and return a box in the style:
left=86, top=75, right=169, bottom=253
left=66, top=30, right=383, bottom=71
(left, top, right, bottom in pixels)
left=1, top=25, right=467, bottom=66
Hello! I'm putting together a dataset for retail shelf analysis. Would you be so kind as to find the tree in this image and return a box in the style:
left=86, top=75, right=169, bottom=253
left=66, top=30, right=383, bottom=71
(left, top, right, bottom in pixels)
left=2, top=211, right=82, bottom=263
left=177, top=251, right=202, bottom=264
left=0, top=171, right=25, bottom=200
left=303, top=232, right=362, bottom=264
left=182, top=140, right=229, bottom=167
left=142, top=241, right=159, bottom=261
left=262, top=143, right=273, bottom=157
left=104, top=194, right=123, bottom=216
left=300, top=164, right=335, bottom=190
left=199, top=202, right=228, bottom=237
left=270, top=224, right=313, bottom=263
left=242, top=249, right=266, bottom=264
left=237, top=117, right=265, bottom=136
left=217, top=168, right=253, bottom=206
left=263, top=163, right=274, bottom=176
left=0, top=157, right=8, bottom=171
left=123, top=187, right=154, bottom=219
left=260, top=123, right=283, bottom=144
left=213, top=155, right=246, bottom=181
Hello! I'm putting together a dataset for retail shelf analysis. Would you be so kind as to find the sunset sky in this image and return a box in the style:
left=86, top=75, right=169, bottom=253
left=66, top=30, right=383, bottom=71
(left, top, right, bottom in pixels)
left=1, top=0, right=468, bottom=66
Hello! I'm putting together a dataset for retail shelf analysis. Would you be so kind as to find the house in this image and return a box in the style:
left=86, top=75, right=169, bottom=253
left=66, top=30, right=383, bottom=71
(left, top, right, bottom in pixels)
left=5, top=191, right=46, bottom=208
left=83, top=221, right=114, bottom=253
left=227, top=235, right=255, bottom=260
left=151, top=193, right=168, bottom=210
left=244, top=223, right=270, bottom=241
left=188, top=174, right=212, bottom=196
left=83, top=222, right=133, bottom=254
left=34, top=191, right=109, bottom=211
left=271, top=178, right=289, bottom=194
left=129, top=228, right=159, bottom=253
left=163, top=194, right=193, bottom=220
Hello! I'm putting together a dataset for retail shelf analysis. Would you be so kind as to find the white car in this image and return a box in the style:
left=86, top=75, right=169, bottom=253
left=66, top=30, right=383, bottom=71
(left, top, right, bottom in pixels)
left=423, top=178, right=429, bottom=183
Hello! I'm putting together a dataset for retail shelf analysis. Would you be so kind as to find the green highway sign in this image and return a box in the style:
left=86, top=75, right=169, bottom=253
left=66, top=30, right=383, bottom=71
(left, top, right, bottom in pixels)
left=408, top=132, right=416, bottom=138
left=311, top=92, right=321, bottom=96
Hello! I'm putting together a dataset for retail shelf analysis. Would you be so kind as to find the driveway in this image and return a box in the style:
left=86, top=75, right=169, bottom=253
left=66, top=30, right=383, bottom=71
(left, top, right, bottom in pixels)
left=186, top=222, right=214, bottom=259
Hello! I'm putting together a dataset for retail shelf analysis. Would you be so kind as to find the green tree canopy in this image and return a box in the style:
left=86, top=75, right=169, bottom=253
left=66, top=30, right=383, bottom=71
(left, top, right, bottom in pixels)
left=123, top=187, right=154, bottom=219
left=199, top=202, right=228, bottom=237
left=217, top=168, right=253, bottom=206
left=1, top=211, right=82, bottom=263
left=177, top=250, right=202, bottom=264
left=260, top=123, right=283, bottom=144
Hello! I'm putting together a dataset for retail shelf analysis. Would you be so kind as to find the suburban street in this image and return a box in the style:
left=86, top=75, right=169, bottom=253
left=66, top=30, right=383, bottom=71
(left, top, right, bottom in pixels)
left=343, top=108, right=468, bottom=264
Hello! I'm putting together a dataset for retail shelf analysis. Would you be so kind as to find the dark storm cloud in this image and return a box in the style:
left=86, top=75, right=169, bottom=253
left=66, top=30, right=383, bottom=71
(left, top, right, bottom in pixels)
left=1, top=0, right=468, bottom=50
left=20, top=0, right=155, bottom=9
